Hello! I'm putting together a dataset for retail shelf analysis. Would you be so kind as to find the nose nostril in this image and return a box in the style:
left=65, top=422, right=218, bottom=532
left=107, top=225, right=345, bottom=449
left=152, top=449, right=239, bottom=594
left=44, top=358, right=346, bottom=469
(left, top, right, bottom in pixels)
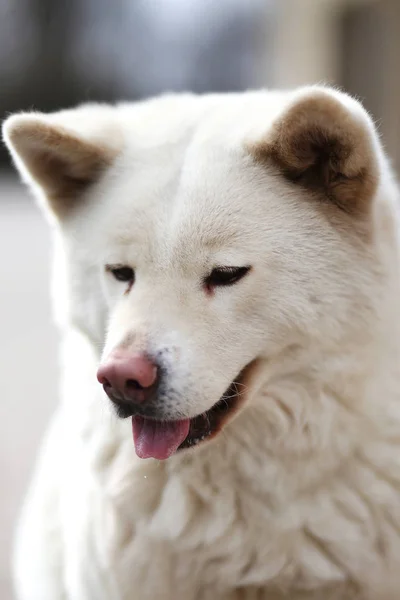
left=98, top=353, right=159, bottom=405
left=126, top=379, right=144, bottom=391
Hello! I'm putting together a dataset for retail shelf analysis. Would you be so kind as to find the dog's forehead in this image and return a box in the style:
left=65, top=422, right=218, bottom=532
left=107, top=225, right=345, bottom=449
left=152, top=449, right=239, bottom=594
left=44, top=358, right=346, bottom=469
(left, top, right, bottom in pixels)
left=102, top=136, right=266, bottom=252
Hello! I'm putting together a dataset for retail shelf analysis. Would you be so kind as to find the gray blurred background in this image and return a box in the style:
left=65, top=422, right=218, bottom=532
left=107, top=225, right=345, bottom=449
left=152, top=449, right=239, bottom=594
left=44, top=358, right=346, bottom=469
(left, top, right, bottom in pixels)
left=1, top=0, right=399, bottom=598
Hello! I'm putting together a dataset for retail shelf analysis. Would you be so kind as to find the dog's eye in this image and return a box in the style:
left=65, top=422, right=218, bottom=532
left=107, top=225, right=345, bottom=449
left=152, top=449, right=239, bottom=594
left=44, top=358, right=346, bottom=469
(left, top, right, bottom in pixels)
left=205, top=266, right=251, bottom=290
left=106, top=265, right=135, bottom=283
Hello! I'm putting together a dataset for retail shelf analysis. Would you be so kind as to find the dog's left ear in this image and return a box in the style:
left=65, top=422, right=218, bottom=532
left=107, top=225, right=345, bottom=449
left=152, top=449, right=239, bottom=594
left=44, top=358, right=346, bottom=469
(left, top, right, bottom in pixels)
left=2, top=109, right=120, bottom=218
left=251, top=87, right=380, bottom=217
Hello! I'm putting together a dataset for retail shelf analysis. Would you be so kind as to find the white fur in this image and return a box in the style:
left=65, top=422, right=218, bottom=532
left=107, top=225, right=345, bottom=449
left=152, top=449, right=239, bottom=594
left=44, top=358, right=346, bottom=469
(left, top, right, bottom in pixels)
left=3, top=87, right=400, bottom=599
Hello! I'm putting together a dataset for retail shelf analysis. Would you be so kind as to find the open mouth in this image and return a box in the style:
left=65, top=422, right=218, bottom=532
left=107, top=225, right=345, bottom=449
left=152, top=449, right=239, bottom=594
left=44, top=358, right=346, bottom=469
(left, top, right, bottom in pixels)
left=132, top=363, right=254, bottom=460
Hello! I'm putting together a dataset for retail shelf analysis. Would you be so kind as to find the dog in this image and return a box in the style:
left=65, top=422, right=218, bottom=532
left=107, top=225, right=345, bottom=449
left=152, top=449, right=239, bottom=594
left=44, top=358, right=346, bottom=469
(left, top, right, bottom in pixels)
left=3, top=86, right=400, bottom=599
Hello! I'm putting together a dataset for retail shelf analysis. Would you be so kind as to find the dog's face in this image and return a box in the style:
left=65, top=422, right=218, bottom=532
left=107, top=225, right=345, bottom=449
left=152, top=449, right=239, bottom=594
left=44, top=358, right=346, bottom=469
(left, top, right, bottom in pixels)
left=3, top=88, right=385, bottom=459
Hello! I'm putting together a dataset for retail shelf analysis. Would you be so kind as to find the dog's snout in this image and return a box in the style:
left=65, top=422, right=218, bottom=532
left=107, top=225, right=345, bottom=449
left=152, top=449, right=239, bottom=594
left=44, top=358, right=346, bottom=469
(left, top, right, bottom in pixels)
left=97, top=351, right=159, bottom=406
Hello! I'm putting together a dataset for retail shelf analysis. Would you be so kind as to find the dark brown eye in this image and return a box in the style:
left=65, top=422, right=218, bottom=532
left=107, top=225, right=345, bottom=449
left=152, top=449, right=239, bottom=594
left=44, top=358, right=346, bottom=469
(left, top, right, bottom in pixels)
left=205, top=266, right=251, bottom=290
left=107, top=265, right=135, bottom=283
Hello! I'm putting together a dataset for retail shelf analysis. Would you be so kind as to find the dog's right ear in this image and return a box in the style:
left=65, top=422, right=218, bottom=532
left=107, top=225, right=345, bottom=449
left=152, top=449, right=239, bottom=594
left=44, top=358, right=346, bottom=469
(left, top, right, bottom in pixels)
left=2, top=110, right=119, bottom=218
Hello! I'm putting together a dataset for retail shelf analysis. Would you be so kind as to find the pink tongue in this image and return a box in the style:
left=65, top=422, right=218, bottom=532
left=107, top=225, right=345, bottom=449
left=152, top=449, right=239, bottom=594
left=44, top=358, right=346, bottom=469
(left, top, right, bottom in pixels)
left=132, top=416, right=190, bottom=460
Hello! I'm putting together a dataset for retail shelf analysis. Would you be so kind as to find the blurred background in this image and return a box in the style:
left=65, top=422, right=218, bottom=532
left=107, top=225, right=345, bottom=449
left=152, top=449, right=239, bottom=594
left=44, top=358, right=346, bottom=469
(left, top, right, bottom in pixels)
left=1, top=0, right=399, bottom=597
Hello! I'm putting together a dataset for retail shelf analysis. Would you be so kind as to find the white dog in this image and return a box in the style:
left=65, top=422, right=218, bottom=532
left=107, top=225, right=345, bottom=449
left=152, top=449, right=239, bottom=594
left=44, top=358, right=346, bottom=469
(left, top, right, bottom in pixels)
left=3, top=86, right=400, bottom=600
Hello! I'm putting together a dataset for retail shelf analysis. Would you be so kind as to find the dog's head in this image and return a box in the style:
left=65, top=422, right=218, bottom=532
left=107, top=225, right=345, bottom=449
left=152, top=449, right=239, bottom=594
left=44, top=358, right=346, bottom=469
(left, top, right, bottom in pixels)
left=3, top=88, right=392, bottom=459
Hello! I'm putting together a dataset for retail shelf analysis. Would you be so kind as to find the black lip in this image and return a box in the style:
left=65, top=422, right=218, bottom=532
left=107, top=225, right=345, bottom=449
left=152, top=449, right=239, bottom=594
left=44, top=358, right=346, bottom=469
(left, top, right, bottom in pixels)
left=108, top=375, right=242, bottom=423
left=178, top=375, right=245, bottom=450
left=106, top=389, right=159, bottom=420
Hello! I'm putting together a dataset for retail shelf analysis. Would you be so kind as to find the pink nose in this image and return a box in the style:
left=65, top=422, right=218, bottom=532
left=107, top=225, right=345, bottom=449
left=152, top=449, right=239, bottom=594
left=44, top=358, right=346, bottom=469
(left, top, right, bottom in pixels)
left=97, top=350, right=159, bottom=404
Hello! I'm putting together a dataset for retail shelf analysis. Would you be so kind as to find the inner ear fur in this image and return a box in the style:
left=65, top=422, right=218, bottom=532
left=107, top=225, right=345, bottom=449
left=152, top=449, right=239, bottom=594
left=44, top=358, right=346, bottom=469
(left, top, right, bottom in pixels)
left=252, top=89, right=379, bottom=216
left=2, top=113, right=117, bottom=217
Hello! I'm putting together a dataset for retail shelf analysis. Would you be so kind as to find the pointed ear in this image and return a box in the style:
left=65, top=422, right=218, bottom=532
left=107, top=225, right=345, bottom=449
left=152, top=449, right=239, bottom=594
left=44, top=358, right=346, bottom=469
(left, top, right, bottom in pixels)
left=251, top=88, right=380, bottom=217
left=2, top=110, right=119, bottom=217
